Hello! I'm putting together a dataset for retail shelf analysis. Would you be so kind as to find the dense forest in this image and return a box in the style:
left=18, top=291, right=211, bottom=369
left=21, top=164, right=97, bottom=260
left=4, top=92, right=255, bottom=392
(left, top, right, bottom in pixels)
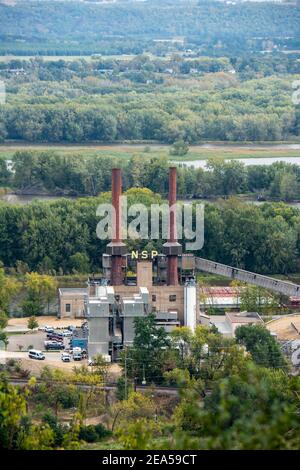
left=0, top=56, right=299, bottom=143
left=2, top=151, right=300, bottom=203
left=0, top=187, right=299, bottom=275
left=0, top=1, right=299, bottom=55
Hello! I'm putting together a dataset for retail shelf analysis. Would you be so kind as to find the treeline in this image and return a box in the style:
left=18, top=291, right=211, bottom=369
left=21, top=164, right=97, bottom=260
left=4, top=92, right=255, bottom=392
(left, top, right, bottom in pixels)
left=0, top=190, right=299, bottom=275
left=3, top=151, right=300, bottom=202
left=1, top=69, right=298, bottom=143
left=2, top=54, right=299, bottom=82
left=0, top=56, right=233, bottom=81
left=0, top=1, right=299, bottom=55
left=0, top=100, right=299, bottom=144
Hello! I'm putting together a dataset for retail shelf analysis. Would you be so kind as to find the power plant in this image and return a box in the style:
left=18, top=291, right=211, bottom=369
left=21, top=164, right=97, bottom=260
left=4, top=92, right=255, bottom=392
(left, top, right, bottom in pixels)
left=86, top=166, right=199, bottom=360
left=59, top=166, right=300, bottom=362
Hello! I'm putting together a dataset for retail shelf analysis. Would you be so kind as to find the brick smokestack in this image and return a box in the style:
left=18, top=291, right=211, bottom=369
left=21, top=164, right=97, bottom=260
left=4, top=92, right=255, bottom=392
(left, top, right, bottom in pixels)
left=112, top=168, right=122, bottom=243
left=163, top=167, right=182, bottom=285
left=106, top=168, right=126, bottom=285
left=169, top=166, right=177, bottom=243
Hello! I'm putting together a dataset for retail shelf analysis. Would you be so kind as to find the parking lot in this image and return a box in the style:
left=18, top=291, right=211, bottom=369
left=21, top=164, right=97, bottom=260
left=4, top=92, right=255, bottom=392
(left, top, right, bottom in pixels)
left=2, top=317, right=121, bottom=377
left=0, top=349, right=88, bottom=374
left=7, top=330, right=69, bottom=352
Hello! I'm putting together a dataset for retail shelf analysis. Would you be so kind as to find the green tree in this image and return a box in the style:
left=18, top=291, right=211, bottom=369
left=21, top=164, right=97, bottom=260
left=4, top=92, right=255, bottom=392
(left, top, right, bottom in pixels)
left=121, top=314, right=171, bottom=385
left=169, top=139, right=189, bottom=157
left=235, top=324, right=287, bottom=369
left=0, top=269, right=19, bottom=351
left=22, top=273, right=57, bottom=316
left=69, top=252, right=90, bottom=274
left=239, top=284, right=277, bottom=313
left=279, top=171, right=299, bottom=202
left=27, top=316, right=38, bottom=331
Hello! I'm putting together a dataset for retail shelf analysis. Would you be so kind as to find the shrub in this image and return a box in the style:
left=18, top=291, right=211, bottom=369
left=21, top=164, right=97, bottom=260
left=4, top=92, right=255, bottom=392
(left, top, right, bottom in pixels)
left=79, top=424, right=111, bottom=443
left=78, top=425, right=99, bottom=443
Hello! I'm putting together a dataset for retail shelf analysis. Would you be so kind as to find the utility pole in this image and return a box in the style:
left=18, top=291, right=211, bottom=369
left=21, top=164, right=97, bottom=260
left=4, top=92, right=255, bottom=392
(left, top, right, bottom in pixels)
left=142, top=364, right=146, bottom=386
left=124, top=347, right=128, bottom=400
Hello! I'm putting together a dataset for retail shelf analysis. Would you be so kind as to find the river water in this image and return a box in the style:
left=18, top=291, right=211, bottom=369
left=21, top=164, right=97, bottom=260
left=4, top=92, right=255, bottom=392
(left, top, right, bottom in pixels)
left=180, top=155, right=300, bottom=169
left=0, top=194, right=71, bottom=205
left=1, top=144, right=300, bottom=205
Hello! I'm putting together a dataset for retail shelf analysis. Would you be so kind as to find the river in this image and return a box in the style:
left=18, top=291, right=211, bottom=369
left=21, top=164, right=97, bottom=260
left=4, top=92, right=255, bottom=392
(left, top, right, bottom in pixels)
left=180, top=155, right=300, bottom=169
left=1, top=143, right=300, bottom=205
left=0, top=194, right=72, bottom=205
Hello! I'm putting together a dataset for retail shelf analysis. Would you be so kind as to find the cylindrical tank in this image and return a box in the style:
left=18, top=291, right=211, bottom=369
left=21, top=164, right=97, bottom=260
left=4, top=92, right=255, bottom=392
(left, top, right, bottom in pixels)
left=184, top=282, right=197, bottom=332
left=96, top=285, right=107, bottom=298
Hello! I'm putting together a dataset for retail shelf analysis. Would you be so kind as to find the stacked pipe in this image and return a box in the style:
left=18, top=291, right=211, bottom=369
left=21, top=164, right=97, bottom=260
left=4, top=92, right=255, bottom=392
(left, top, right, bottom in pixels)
left=163, top=167, right=182, bottom=285
left=106, top=168, right=126, bottom=285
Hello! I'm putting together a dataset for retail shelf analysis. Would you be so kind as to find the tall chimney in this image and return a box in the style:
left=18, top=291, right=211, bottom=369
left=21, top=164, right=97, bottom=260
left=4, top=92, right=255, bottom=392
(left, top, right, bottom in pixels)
left=163, top=167, right=182, bottom=285
left=106, top=168, right=126, bottom=285
left=169, top=166, right=177, bottom=243
left=112, top=168, right=122, bottom=243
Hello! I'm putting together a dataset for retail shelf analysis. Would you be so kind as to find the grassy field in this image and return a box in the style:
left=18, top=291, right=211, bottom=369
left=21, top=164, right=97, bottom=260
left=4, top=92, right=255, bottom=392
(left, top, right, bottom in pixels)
left=0, top=143, right=299, bottom=162
left=0, top=54, right=137, bottom=63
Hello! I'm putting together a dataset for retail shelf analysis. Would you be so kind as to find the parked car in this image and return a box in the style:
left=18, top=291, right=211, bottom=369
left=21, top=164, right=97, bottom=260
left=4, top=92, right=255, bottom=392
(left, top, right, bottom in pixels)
left=73, top=347, right=82, bottom=361
left=61, top=353, right=71, bottom=362
left=28, top=349, right=45, bottom=360
left=73, top=352, right=82, bottom=361
left=67, top=325, right=76, bottom=332
left=39, top=325, right=54, bottom=332
left=45, top=327, right=54, bottom=333
left=61, top=330, right=72, bottom=337
left=44, top=341, right=65, bottom=351
left=47, top=333, right=64, bottom=341
left=53, top=330, right=64, bottom=335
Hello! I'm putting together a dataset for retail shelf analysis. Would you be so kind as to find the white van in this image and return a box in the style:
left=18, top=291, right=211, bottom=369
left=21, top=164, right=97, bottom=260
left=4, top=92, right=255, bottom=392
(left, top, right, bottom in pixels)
left=28, top=349, right=45, bottom=360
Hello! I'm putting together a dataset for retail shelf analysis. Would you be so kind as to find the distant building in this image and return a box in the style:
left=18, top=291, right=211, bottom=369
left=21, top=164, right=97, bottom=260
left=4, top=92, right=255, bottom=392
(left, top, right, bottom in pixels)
left=58, top=288, right=87, bottom=319
left=200, top=287, right=241, bottom=312
left=209, top=311, right=263, bottom=337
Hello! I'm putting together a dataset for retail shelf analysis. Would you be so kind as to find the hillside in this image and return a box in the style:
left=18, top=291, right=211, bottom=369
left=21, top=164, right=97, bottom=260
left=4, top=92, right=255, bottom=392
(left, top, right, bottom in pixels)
left=0, top=0, right=299, bottom=55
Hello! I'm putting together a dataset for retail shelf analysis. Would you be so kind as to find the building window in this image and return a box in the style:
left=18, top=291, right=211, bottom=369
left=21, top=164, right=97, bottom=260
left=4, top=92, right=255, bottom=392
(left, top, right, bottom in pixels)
left=169, top=295, right=176, bottom=302
left=152, top=295, right=156, bottom=302
left=66, top=303, right=71, bottom=313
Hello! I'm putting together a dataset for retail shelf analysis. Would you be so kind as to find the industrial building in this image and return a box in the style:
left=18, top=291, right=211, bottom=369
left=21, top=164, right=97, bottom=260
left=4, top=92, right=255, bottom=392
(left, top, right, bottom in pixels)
left=59, top=166, right=300, bottom=361
left=209, top=311, right=263, bottom=337
left=58, top=288, right=87, bottom=318
left=85, top=167, right=199, bottom=360
left=200, top=287, right=241, bottom=312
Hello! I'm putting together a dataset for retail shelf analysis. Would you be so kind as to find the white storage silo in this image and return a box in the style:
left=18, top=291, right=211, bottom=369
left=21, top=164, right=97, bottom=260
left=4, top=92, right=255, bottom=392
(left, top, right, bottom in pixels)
left=184, top=281, right=197, bottom=332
